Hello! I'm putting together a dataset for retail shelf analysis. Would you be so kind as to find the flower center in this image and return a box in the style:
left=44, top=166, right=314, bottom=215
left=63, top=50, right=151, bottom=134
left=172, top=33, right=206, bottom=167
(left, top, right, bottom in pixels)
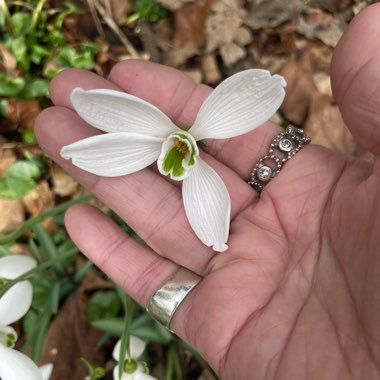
left=175, top=139, right=189, bottom=154
left=157, top=131, right=199, bottom=181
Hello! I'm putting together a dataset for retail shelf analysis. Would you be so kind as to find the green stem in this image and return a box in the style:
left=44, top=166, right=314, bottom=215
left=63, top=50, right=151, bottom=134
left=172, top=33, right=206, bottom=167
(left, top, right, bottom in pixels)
left=0, top=249, right=76, bottom=297
left=31, top=0, right=48, bottom=30
left=0, top=194, right=94, bottom=245
left=165, top=343, right=182, bottom=380
left=118, top=292, right=135, bottom=379
left=0, top=0, right=13, bottom=34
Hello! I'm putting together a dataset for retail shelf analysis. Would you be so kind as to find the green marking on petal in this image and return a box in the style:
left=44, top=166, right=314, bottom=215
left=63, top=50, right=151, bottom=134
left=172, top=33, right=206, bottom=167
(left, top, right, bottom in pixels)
left=162, top=147, right=186, bottom=178
left=158, top=130, right=199, bottom=180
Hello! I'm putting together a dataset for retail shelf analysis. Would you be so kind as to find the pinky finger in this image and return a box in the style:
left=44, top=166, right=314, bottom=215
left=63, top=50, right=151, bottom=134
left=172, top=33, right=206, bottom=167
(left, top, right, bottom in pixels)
left=65, top=203, right=178, bottom=305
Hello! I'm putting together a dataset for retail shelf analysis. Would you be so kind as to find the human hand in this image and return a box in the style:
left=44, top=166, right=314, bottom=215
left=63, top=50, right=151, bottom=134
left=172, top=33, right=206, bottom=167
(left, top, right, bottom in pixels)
left=35, top=4, right=380, bottom=379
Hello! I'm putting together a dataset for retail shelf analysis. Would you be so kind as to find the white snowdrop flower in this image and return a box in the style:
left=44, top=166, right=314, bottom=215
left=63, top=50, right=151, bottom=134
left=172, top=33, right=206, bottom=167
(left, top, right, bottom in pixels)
left=39, top=363, right=53, bottom=380
left=0, top=255, right=43, bottom=380
left=112, top=336, right=157, bottom=380
left=61, top=70, right=286, bottom=252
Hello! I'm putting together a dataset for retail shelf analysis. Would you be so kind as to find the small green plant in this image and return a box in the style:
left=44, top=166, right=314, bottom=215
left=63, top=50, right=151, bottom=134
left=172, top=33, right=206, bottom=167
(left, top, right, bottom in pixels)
left=0, top=152, right=47, bottom=198
left=0, top=0, right=98, bottom=101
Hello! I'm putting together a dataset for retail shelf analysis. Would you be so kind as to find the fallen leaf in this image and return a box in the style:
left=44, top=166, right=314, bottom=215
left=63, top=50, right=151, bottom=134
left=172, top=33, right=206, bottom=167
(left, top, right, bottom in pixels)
left=246, top=0, right=306, bottom=30
left=305, top=93, right=362, bottom=157
left=0, top=43, right=17, bottom=76
left=100, top=0, right=131, bottom=25
left=51, top=164, right=79, bottom=197
left=40, top=276, right=110, bottom=380
left=0, top=198, right=25, bottom=233
left=164, top=0, right=211, bottom=66
left=205, top=0, right=245, bottom=53
left=157, top=0, right=194, bottom=11
left=0, top=147, right=17, bottom=177
left=279, top=54, right=318, bottom=125
left=23, top=181, right=56, bottom=233
left=7, top=98, right=41, bottom=130
left=201, top=53, right=221, bottom=84
left=220, top=43, right=246, bottom=67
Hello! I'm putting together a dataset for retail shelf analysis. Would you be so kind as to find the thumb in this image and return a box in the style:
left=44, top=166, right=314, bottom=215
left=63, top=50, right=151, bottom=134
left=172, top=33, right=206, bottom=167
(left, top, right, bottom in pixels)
left=331, top=4, right=380, bottom=158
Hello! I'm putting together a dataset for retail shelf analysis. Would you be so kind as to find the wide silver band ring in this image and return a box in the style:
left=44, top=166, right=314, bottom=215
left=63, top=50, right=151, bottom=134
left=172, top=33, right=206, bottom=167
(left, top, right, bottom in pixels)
left=146, top=268, right=201, bottom=330
left=249, top=125, right=311, bottom=193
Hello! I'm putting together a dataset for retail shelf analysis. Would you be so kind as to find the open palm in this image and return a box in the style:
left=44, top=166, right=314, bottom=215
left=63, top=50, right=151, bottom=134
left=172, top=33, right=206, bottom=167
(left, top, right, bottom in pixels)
left=35, top=5, right=380, bottom=380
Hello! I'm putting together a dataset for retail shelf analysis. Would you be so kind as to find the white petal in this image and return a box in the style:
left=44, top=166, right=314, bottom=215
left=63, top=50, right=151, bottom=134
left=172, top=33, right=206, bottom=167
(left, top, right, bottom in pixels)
left=0, top=345, right=43, bottom=380
left=71, top=88, right=179, bottom=138
left=0, top=325, right=17, bottom=348
left=113, top=365, right=158, bottom=380
left=0, top=256, right=36, bottom=280
left=39, top=363, right=53, bottom=380
left=0, top=281, right=33, bottom=325
left=134, top=370, right=158, bottom=380
left=61, top=133, right=163, bottom=177
left=112, top=336, right=147, bottom=361
left=182, top=159, right=230, bottom=252
left=189, top=69, right=286, bottom=140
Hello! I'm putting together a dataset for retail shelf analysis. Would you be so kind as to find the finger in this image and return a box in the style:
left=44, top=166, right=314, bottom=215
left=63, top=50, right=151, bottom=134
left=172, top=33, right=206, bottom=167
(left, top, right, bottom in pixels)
left=64, top=203, right=178, bottom=305
left=35, top=107, right=213, bottom=272
left=35, top=106, right=252, bottom=274
left=331, top=3, right=380, bottom=161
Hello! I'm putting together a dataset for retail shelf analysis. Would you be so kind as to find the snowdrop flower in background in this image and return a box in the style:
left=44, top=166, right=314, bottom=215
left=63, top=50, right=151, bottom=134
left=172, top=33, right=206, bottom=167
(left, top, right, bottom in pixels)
left=0, top=255, right=44, bottom=380
left=61, top=70, right=286, bottom=252
left=112, top=336, right=157, bottom=380
left=39, top=363, right=53, bottom=380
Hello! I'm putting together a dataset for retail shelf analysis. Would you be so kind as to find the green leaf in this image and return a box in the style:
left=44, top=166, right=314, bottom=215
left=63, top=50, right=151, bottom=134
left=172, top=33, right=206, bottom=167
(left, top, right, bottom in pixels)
left=7, top=160, right=41, bottom=180
left=21, top=128, right=37, bottom=143
left=87, top=291, right=122, bottom=322
left=0, top=72, right=25, bottom=96
left=11, top=12, right=31, bottom=35
left=134, top=0, right=169, bottom=22
left=0, top=177, right=36, bottom=199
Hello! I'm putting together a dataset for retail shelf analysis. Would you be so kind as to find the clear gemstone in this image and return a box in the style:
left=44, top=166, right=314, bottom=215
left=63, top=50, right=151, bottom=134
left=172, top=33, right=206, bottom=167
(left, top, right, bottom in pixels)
left=257, top=166, right=272, bottom=182
left=279, top=138, right=293, bottom=152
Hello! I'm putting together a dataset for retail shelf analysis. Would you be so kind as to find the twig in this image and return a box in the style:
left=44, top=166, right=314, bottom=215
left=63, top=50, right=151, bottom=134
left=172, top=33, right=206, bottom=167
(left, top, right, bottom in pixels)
left=86, top=0, right=105, bottom=38
left=93, top=0, right=140, bottom=58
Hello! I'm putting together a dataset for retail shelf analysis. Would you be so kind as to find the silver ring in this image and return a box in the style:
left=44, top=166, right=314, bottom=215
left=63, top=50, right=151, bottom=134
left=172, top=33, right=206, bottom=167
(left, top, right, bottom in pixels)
left=249, top=125, right=311, bottom=193
left=146, top=268, right=201, bottom=330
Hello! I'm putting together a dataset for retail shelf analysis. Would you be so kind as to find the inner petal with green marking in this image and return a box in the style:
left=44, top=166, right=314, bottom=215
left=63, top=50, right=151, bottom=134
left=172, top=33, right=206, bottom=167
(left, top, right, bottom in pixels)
left=157, top=131, right=199, bottom=181
left=0, top=326, right=17, bottom=348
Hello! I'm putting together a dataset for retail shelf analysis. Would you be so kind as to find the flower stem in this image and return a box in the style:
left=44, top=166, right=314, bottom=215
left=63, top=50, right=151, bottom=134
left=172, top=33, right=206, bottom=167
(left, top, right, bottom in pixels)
left=118, top=291, right=135, bottom=379
left=0, top=249, right=76, bottom=298
left=0, top=194, right=94, bottom=245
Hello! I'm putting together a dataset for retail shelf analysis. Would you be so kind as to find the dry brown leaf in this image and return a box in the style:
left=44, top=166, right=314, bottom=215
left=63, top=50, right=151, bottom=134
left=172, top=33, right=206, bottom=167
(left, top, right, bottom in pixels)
left=246, top=0, right=306, bottom=30
left=23, top=181, right=56, bottom=232
left=164, top=0, right=211, bottom=66
left=7, top=98, right=41, bottom=130
left=173, top=0, right=211, bottom=49
left=100, top=0, right=131, bottom=25
left=51, top=164, right=79, bottom=197
left=157, top=0, right=194, bottom=11
left=279, top=54, right=318, bottom=125
left=297, top=10, right=345, bottom=48
left=220, top=43, right=246, bottom=67
left=201, top=53, right=221, bottom=84
left=0, top=43, right=17, bottom=76
left=305, top=93, right=363, bottom=157
left=40, top=277, right=110, bottom=380
left=0, top=199, right=25, bottom=233
left=0, top=147, right=17, bottom=177
left=205, top=0, right=245, bottom=53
